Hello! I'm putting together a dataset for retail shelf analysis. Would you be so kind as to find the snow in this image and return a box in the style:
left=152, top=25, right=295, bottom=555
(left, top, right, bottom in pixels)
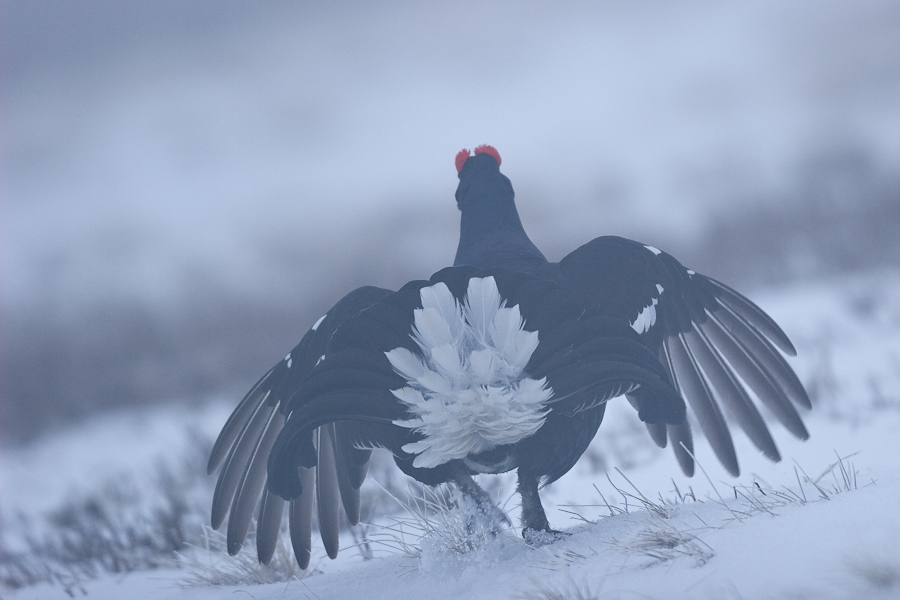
left=0, top=402, right=229, bottom=518
left=3, top=268, right=900, bottom=599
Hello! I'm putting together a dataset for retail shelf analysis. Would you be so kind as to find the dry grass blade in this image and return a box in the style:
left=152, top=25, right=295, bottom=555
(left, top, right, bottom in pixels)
left=356, top=481, right=514, bottom=564
left=178, top=526, right=313, bottom=587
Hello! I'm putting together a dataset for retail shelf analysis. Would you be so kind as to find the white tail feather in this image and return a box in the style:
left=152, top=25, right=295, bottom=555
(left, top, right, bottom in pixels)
left=386, top=277, right=553, bottom=468
left=385, top=347, right=425, bottom=382
left=412, top=306, right=455, bottom=350
left=420, top=282, right=463, bottom=339
left=463, top=276, right=503, bottom=347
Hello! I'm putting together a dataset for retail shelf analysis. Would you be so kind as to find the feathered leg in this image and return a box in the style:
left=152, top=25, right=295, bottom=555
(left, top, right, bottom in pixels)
left=447, top=462, right=511, bottom=532
left=516, top=468, right=568, bottom=545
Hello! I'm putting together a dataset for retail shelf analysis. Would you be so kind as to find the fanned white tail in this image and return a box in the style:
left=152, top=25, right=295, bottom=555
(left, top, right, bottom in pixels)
left=386, top=277, right=553, bottom=468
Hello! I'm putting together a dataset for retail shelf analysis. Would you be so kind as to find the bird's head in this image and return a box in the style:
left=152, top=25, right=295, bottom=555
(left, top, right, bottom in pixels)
left=454, top=145, right=514, bottom=211
left=452, top=145, right=546, bottom=269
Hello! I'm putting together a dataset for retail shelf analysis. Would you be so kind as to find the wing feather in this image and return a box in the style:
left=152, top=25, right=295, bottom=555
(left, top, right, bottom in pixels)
left=211, top=392, right=276, bottom=530
left=333, top=422, right=371, bottom=524
left=707, top=277, right=797, bottom=355
left=701, top=309, right=809, bottom=439
left=686, top=325, right=780, bottom=461
left=209, top=286, right=392, bottom=565
left=543, top=236, right=809, bottom=477
left=208, top=366, right=277, bottom=474
left=256, top=490, right=285, bottom=565
left=226, top=410, right=285, bottom=555
left=316, top=425, right=342, bottom=559
left=712, top=302, right=811, bottom=410
left=288, top=469, right=315, bottom=569
left=667, top=333, right=738, bottom=476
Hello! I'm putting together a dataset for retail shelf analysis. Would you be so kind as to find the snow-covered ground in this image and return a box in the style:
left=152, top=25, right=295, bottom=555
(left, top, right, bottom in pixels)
left=3, top=267, right=899, bottom=599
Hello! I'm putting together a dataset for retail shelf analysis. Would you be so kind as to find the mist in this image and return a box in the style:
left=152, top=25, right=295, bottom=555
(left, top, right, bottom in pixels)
left=3, top=0, right=899, bottom=443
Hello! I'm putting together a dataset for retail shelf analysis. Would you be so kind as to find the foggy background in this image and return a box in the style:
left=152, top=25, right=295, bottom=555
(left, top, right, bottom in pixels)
left=2, top=0, right=899, bottom=444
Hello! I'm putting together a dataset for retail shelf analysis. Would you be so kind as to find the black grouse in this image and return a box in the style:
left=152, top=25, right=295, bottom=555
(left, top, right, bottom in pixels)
left=208, top=145, right=810, bottom=568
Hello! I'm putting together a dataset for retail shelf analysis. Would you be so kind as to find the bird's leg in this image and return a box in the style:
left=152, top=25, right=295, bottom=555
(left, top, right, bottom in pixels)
left=517, top=469, right=567, bottom=545
left=448, top=462, right=511, bottom=533
left=517, top=469, right=551, bottom=532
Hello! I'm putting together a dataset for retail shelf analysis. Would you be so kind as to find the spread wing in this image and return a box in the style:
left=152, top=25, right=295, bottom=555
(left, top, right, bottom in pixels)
left=266, top=265, right=685, bottom=499
left=538, top=235, right=811, bottom=477
left=207, top=285, right=391, bottom=568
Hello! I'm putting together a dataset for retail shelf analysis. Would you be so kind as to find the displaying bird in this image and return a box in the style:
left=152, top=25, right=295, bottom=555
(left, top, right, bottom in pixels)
left=208, top=145, right=811, bottom=569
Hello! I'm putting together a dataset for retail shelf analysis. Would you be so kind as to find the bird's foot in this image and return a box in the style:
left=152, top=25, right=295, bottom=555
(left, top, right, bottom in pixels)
left=522, top=527, right=570, bottom=547
left=449, top=468, right=512, bottom=536
left=457, top=494, right=511, bottom=537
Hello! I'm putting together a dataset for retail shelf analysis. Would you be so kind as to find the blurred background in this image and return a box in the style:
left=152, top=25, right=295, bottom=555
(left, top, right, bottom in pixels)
left=2, top=0, right=899, bottom=445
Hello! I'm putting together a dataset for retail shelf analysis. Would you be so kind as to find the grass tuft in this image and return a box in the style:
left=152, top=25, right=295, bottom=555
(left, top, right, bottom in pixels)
left=0, top=431, right=212, bottom=594
left=177, top=525, right=315, bottom=587
left=354, top=482, right=515, bottom=570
